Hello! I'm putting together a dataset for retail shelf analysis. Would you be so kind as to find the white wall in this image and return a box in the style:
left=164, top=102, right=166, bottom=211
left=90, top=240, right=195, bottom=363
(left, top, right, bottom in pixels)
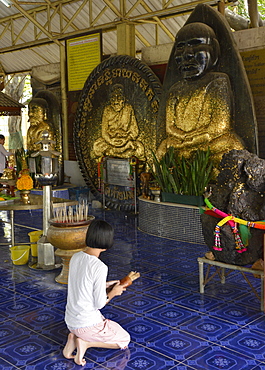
left=142, top=42, right=173, bottom=65
left=64, top=160, right=86, bottom=186
left=142, top=28, right=265, bottom=66
left=233, top=27, right=265, bottom=51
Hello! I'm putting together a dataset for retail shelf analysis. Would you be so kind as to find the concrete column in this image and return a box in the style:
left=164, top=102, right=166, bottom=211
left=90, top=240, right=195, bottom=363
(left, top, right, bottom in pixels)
left=117, top=23, right=135, bottom=57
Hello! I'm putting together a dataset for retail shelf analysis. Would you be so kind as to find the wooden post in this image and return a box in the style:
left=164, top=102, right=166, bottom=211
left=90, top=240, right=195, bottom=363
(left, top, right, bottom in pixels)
left=117, top=23, right=135, bottom=57
left=218, top=0, right=225, bottom=15
left=60, top=43, right=69, bottom=160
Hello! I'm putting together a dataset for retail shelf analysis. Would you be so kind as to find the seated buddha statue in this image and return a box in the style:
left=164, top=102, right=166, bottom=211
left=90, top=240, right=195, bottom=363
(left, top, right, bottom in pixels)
left=2, top=155, right=16, bottom=180
left=156, top=22, right=244, bottom=164
left=27, top=97, right=55, bottom=152
left=93, top=84, right=145, bottom=161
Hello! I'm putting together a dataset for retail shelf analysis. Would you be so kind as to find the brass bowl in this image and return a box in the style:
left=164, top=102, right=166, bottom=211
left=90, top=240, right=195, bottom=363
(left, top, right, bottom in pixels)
left=47, top=215, right=95, bottom=250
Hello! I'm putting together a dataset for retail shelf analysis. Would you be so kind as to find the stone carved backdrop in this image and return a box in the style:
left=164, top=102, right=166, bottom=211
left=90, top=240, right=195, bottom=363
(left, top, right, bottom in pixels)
left=73, top=55, right=162, bottom=209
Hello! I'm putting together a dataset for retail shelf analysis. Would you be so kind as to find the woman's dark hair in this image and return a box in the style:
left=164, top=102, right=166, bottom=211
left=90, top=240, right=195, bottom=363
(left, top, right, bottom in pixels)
left=0, top=134, right=5, bottom=140
left=86, top=219, right=114, bottom=250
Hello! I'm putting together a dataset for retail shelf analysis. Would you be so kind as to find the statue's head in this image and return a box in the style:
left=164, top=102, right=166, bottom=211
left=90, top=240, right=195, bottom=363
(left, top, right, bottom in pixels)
left=109, top=84, right=125, bottom=112
left=174, top=22, right=220, bottom=80
left=28, top=98, right=48, bottom=124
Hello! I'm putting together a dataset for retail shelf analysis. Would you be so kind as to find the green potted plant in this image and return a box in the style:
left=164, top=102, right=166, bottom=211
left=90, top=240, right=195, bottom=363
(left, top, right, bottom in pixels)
left=149, top=147, right=214, bottom=206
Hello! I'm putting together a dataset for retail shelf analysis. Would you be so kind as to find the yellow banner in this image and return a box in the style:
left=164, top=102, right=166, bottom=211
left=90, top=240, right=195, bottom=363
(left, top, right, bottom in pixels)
left=66, top=32, right=101, bottom=92
left=241, top=49, right=265, bottom=96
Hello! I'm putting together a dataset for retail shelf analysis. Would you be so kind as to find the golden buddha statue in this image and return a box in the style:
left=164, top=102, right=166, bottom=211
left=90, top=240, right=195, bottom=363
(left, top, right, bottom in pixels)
left=156, top=23, right=244, bottom=164
left=2, top=155, right=16, bottom=180
left=93, top=84, right=145, bottom=161
left=27, top=98, right=55, bottom=152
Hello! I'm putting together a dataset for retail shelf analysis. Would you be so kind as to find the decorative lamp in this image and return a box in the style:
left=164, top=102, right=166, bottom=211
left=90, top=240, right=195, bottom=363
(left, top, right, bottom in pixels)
left=31, top=130, right=61, bottom=270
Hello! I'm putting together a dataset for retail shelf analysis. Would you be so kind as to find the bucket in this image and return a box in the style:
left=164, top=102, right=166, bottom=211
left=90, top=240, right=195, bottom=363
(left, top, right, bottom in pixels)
left=28, top=230, right=43, bottom=257
left=10, top=245, right=30, bottom=265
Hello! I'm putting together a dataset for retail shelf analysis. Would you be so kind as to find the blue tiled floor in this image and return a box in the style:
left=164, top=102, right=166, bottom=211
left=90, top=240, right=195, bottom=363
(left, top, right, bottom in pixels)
left=0, top=207, right=264, bottom=369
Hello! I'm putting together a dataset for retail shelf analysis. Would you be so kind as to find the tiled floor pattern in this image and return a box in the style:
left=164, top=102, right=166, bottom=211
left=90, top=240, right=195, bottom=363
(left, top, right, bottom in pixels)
left=0, top=208, right=264, bottom=369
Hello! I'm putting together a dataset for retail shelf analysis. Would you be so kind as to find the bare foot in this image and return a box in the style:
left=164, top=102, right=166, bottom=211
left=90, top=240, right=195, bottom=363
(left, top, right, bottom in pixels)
left=74, top=337, right=89, bottom=366
left=63, top=333, right=76, bottom=359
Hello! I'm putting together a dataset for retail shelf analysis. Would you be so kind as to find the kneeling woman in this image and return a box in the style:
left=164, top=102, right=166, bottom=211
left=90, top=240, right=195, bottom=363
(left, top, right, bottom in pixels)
left=63, top=219, right=130, bottom=366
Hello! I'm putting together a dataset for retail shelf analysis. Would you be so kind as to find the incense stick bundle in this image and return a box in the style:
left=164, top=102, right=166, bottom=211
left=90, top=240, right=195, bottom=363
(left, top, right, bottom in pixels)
left=106, top=271, right=140, bottom=293
left=120, top=271, right=141, bottom=287
left=52, top=201, right=90, bottom=223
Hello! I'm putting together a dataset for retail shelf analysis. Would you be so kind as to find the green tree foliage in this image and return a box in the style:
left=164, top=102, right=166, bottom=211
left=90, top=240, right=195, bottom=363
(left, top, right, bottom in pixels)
left=258, top=0, right=265, bottom=19
left=233, top=0, right=265, bottom=20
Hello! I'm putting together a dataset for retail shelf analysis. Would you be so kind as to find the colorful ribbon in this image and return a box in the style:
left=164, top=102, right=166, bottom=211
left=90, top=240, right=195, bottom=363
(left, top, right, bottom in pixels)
left=203, top=198, right=265, bottom=253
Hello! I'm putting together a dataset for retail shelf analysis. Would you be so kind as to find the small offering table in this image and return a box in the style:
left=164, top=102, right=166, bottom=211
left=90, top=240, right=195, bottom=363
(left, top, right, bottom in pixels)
left=198, top=257, right=264, bottom=311
left=0, top=195, right=78, bottom=247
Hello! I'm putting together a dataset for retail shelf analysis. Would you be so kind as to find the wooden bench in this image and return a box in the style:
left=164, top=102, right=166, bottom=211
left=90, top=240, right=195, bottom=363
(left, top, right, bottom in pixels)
left=198, top=257, right=264, bottom=311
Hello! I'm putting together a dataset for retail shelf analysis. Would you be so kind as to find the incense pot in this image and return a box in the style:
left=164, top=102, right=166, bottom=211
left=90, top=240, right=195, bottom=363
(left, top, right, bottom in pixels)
left=47, top=217, right=94, bottom=250
left=47, top=215, right=95, bottom=284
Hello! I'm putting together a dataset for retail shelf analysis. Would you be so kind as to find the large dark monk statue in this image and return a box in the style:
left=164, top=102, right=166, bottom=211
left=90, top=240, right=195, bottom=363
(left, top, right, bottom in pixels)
left=157, top=22, right=244, bottom=164
left=157, top=4, right=258, bottom=164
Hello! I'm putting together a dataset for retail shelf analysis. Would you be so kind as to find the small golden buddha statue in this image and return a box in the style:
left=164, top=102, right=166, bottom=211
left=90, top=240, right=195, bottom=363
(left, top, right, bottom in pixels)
left=2, top=155, right=16, bottom=180
left=156, top=23, right=244, bottom=164
left=93, top=84, right=145, bottom=161
left=27, top=98, right=55, bottom=152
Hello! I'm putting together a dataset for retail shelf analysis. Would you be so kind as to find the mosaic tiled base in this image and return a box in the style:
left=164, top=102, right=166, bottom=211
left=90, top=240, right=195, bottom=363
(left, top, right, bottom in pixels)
left=138, top=197, right=205, bottom=243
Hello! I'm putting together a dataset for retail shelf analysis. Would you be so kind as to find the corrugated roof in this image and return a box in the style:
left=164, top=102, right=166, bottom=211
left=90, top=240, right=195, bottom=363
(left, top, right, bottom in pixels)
left=0, top=91, right=25, bottom=116
left=0, top=0, right=219, bottom=74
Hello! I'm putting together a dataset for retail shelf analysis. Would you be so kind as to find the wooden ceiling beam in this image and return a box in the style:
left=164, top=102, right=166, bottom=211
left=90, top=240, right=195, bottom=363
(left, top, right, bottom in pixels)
left=61, top=0, right=86, bottom=33
left=135, top=28, right=151, bottom=47
left=0, top=0, right=218, bottom=54
left=103, top=0, right=123, bottom=18
left=10, top=0, right=62, bottom=45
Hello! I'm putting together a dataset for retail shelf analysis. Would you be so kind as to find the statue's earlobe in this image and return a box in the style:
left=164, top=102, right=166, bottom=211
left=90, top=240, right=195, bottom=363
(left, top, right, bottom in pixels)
left=212, top=39, right=220, bottom=66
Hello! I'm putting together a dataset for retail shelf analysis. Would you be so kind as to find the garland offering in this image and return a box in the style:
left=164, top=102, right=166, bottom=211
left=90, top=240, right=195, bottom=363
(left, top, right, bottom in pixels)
left=16, top=169, right=33, bottom=191
left=204, top=197, right=265, bottom=253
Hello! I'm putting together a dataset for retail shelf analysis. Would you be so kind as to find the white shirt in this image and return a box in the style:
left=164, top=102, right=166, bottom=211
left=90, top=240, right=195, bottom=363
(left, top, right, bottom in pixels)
left=65, top=251, right=108, bottom=329
left=0, top=144, right=11, bottom=174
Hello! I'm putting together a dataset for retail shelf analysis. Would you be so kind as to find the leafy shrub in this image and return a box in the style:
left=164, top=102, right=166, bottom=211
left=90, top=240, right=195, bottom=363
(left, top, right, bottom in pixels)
left=149, top=147, right=214, bottom=196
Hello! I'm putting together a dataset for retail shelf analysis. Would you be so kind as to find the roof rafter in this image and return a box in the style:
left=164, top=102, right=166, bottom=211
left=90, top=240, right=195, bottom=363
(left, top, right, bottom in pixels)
left=0, top=0, right=218, bottom=51
left=0, top=0, right=220, bottom=73
left=10, top=0, right=62, bottom=45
